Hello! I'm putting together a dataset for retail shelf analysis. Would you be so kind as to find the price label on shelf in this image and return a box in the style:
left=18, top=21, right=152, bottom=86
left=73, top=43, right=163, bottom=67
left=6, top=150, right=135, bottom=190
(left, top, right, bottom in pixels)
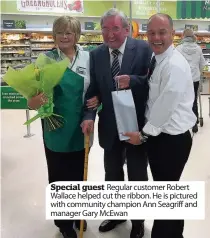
left=185, top=24, right=198, bottom=31
left=142, top=24, right=148, bottom=31
left=18, top=50, right=25, bottom=54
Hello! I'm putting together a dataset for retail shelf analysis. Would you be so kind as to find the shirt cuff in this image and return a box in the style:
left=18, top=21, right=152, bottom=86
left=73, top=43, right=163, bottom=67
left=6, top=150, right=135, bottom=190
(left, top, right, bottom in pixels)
left=142, top=122, right=162, bottom=136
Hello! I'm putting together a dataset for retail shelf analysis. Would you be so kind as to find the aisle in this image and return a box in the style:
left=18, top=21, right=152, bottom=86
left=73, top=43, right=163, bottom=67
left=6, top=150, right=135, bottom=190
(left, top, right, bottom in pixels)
left=1, top=96, right=210, bottom=238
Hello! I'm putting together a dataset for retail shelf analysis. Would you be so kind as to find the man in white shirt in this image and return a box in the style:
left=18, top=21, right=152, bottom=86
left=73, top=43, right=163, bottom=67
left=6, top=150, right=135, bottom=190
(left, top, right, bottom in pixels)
left=124, top=13, right=196, bottom=238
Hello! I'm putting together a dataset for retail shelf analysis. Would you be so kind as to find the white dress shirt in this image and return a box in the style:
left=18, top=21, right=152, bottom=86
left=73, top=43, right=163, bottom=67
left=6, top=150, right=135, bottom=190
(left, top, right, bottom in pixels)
left=109, top=37, right=127, bottom=66
left=143, top=45, right=197, bottom=136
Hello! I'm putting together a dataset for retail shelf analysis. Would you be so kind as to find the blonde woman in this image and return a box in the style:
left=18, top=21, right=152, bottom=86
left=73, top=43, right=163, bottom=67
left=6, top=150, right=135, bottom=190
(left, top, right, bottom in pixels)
left=176, top=29, right=206, bottom=133
left=28, top=16, right=98, bottom=238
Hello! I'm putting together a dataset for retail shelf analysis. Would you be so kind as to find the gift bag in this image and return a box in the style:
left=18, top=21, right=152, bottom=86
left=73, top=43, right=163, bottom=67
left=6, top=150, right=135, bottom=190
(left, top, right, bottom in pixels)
left=111, top=89, right=139, bottom=141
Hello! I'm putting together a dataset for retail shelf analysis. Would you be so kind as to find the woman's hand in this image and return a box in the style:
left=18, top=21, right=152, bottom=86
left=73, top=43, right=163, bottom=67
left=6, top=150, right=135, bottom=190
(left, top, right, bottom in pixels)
left=28, top=93, right=48, bottom=110
left=86, top=96, right=99, bottom=110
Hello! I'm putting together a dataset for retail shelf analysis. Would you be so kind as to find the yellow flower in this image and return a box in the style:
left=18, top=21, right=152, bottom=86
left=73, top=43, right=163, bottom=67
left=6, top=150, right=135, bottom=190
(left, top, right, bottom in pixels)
left=34, top=68, right=40, bottom=76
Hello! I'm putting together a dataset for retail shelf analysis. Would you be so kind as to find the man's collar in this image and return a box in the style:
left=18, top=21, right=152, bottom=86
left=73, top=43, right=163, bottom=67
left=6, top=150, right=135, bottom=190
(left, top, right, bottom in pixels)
left=109, top=37, right=127, bottom=55
left=154, top=45, right=174, bottom=64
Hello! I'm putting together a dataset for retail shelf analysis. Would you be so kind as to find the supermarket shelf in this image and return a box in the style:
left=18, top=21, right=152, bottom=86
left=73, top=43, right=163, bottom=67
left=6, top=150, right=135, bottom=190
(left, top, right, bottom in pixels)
left=82, top=30, right=101, bottom=34
left=79, top=41, right=102, bottom=44
left=1, top=38, right=30, bottom=41
left=1, top=44, right=30, bottom=47
left=31, top=48, right=52, bottom=50
left=1, top=63, right=29, bottom=68
left=0, top=51, right=30, bottom=54
left=139, top=30, right=210, bottom=35
left=1, top=28, right=52, bottom=33
left=12, top=64, right=29, bottom=68
left=1, top=57, right=31, bottom=61
left=176, top=30, right=210, bottom=35
left=30, top=40, right=54, bottom=43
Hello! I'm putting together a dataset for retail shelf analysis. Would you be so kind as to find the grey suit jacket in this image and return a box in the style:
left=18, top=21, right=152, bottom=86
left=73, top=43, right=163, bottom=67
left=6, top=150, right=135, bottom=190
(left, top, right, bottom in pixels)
left=83, top=37, right=152, bottom=150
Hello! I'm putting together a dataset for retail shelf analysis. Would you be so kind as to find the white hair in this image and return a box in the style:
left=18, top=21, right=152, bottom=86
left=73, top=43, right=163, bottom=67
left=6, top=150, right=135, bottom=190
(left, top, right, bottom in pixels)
left=100, top=8, right=129, bottom=28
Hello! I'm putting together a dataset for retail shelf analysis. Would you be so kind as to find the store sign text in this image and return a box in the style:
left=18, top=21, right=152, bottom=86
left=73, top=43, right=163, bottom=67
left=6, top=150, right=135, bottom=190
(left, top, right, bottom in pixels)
left=20, top=0, right=67, bottom=9
left=17, top=0, right=83, bottom=13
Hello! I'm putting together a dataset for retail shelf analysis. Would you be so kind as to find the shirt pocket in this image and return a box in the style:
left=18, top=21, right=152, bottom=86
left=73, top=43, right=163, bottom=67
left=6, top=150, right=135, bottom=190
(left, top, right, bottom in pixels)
left=149, top=80, right=160, bottom=103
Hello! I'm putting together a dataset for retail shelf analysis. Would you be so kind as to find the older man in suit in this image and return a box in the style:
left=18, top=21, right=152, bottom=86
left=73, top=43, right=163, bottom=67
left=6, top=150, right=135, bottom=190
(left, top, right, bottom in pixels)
left=81, top=8, right=151, bottom=238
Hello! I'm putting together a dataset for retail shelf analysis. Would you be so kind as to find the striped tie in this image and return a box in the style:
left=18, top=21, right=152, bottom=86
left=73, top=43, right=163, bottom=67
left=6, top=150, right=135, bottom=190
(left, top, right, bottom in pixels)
left=111, top=49, right=120, bottom=90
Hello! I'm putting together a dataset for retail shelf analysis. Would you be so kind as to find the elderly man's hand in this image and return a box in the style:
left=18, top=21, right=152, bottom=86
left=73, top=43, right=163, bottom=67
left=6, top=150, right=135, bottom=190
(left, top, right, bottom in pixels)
left=115, top=75, right=130, bottom=89
left=123, top=132, right=142, bottom=145
left=81, top=120, right=94, bottom=136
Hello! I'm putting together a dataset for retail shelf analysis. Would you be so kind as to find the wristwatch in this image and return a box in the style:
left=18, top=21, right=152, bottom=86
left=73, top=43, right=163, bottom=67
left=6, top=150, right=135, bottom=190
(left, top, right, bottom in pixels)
left=139, top=130, right=150, bottom=143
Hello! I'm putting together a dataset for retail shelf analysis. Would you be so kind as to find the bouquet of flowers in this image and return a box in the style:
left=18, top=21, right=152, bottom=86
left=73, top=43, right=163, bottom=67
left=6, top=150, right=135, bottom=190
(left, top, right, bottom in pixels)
left=3, top=53, right=69, bottom=131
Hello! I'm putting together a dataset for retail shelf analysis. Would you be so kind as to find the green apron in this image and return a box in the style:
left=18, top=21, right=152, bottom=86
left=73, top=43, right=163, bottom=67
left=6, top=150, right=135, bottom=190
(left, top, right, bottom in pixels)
left=43, top=52, right=85, bottom=152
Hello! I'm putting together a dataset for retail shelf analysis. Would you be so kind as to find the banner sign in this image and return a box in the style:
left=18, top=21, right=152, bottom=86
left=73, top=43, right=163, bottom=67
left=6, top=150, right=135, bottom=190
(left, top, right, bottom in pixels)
left=1, top=0, right=209, bottom=19
left=142, top=24, right=148, bottom=31
left=177, top=0, right=210, bottom=19
left=3, top=20, right=15, bottom=29
left=132, top=0, right=176, bottom=19
left=1, top=86, right=28, bottom=109
left=17, top=0, right=84, bottom=13
left=3, top=20, right=26, bottom=29
left=85, top=22, right=95, bottom=30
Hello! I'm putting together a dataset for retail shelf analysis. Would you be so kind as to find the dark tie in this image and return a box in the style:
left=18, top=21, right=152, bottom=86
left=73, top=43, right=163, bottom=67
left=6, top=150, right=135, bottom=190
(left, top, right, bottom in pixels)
left=111, top=49, right=120, bottom=90
left=147, top=56, right=156, bottom=80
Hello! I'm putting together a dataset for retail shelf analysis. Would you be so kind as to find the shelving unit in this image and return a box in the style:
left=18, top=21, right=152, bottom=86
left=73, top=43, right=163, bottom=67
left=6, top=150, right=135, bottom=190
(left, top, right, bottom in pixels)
left=1, top=33, right=32, bottom=82
left=1, top=57, right=31, bottom=60
left=1, top=44, right=30, bottom=47
left=1, top=28, right=210, bottom=89
left=30, top=40, right=54, bottom=43
left=28, top=33, right=54, bottom=60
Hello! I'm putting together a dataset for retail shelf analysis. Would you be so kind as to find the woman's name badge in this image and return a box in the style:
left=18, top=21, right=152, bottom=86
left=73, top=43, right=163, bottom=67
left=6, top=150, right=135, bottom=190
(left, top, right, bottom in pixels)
left=76, top=66, right=86, bottom=75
